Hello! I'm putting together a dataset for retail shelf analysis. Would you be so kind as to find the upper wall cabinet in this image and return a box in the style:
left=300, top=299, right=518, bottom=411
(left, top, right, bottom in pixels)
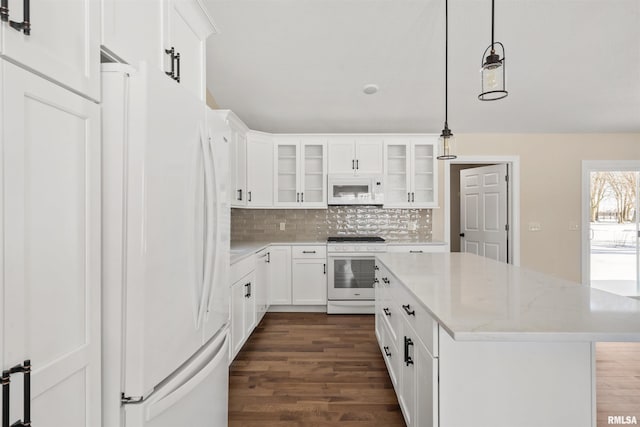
left=383, top=137, right=438, bottom=208
left=328, top=138, right=383, bottom=176
left=219, top=111, right=249, bottom=207
left=1, top=0, right=100, bottom=100
left=102, top=0, right=217, bottom=100
left=274, top=138, right=327, bottom=208
left=246, top=131, right=274, bottom=208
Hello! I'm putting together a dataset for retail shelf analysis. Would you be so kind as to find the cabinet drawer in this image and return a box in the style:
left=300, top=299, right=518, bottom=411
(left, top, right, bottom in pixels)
left=379, top=318, right=400, bottom=390
left=395, top=282, right=438, bottom=357
left=292, top=245, right=327, bottom=259
left=386, top=245, right=447, bottom=254
left=230, top=254, right=256, bottom=284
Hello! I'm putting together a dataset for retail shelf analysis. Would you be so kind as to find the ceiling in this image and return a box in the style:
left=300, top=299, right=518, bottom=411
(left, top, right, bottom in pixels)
left=204, top=0, right=640, bottom=134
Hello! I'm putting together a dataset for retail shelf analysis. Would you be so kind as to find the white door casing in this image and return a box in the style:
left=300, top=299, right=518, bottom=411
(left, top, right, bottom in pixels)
left=1, top=59, right=101, bottom=426
left=460, top=164, right=508, bottom=262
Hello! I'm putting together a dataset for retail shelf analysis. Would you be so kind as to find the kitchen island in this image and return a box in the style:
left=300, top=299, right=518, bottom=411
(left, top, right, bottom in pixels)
left=374, top=252, right=640, bottom=427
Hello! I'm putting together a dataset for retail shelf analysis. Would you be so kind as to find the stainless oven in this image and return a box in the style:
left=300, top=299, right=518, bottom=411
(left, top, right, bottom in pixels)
left=327, top=237, right=386, bottom=314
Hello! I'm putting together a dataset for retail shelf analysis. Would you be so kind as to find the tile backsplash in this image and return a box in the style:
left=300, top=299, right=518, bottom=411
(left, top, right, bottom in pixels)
left=231, top=206, right=432, bottom=242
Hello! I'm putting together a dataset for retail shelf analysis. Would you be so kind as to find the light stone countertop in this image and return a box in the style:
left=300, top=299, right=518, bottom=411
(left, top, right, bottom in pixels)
left=230, top=240, right=446, bottom=264
left=376, top=252, right=640, bottom=342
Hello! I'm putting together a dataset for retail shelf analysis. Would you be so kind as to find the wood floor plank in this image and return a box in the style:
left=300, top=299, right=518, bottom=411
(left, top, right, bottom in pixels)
left=229, top=314, right=640, bottom=427
left=228, top=313, right=406, bottom=427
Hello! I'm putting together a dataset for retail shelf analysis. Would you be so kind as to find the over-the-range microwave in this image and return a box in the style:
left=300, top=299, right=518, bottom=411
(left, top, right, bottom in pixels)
left=327, top=174, right=384, bottom=205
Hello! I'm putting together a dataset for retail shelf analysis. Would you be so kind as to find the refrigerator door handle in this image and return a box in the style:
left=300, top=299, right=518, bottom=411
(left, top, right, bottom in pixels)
left=204, top=131, right=223, bottom=315
left=196, top=125, right=215, bottom=328
left=145, top=331, right=228, bottom=420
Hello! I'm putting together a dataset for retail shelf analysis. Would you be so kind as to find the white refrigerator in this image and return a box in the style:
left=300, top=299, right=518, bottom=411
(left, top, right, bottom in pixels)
left=101, top=62, right=231, bottom=427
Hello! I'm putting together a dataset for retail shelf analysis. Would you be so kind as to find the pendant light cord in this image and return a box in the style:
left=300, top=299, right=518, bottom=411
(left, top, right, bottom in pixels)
left=444, top=0, right=448, bottom=127
left=491, top=0, right=495, bottom=51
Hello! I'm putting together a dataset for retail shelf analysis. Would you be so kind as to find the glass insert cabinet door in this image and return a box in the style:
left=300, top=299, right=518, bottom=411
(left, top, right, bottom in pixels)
left=385, top=143, right=411, bottom=204
left=411, top=143, right=435, bottom=204
left=302, top=143, right=325, bottom=204
left=276, top=143, right=298, bottom=204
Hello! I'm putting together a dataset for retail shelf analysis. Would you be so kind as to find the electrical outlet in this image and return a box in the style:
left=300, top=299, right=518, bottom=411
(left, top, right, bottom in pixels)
left=279, top=222, right=286, bottom=231
left=528, top=222, right=542, bottom=232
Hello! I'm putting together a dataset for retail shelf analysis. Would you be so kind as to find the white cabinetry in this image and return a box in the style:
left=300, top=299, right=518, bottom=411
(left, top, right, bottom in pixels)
left=269, top=246, right=292, bottom=305
left=214, top=111, right=249, bottom=207
left=246, top=132, right=274, bottom=207
left=102, top=0, right=216, bottom=100
left=254, top=249, right=270, bottom=322
left=291, top=246, right=327, bottom=305
left=0, top=60, right=101, bottom=426
left=375, top=263, right=438, bottom=427
left=384, top=138, right=438, bottom=208
left=328, top=138, right=383, bottom=175
left=274, top=138, right=327, bottom=208
left=1, top=0, right=100, bottom=99
left=230, top=271, right=256, bottom=360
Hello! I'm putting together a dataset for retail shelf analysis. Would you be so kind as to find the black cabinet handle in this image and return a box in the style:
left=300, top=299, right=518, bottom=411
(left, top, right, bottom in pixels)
left=174, top=52, right=181, bottom=83
left=296, top=192, right=300, bottom=202
left=237, top=189, right=243, bottom=201
left=323, top=263, right=326, bottom=275
left=459, top=233, right=465, bottom=237
left=373, top=277, right=379, bottom=284
left=384, top=346, right=391, bottom=357
left=374, top=265, right=379, bottom=271
left=2, top=360, right=31, bottom=427
left=409, top=250, right=423, bottom=254
left=356, top=159, right=359, bottom=170
left=244, top=283, right=251, bottom=298
left=352, top=159, right=355, bottom=170
left=383, top=307, right=391, bottom=316
left=165, top=47, right=176, bottom=79
left=402, top=304, right=415, bottom=316
left=302, top=250, right=316, bottom=254
left=266, top=252, right=270, bottom=263
left=7, top=0, right=30, bottom=35
left=382, top=277, right=389, bottom=284
left=408, top=192, right=411, bottom=202
left=404, top=337, right=414, bottom=366
left=0, top=0, right=8, bottom=22
left=411, top=192, right=415, bottom=202
left=248, top=191, right=252, bottom=202
left=301, top=192, right=304, bottom=203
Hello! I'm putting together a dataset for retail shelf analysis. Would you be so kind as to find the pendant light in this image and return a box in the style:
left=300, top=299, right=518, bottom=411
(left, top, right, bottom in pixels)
left=438, top=0, right=456, bottom=160
left=479, top=0, right=508, bottom=101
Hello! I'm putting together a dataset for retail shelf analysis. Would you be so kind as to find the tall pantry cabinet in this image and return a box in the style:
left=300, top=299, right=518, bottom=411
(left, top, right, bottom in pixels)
left=0, top=0, right=101, bottom=423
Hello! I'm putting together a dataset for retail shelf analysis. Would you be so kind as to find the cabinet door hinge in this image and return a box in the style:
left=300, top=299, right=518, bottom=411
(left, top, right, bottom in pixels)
left=505, top=224, right=509, bottom=231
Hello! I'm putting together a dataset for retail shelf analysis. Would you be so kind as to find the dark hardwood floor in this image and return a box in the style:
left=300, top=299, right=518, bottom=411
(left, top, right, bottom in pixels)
left=229, top=313, right=640, bottom=427
left=228, top=313, right=406, bottom=427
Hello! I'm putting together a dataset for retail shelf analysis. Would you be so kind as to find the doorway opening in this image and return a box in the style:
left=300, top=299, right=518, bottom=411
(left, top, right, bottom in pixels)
left=582, top=161, right=640, bottom=296
left=444, top=156, right=520, bottom=265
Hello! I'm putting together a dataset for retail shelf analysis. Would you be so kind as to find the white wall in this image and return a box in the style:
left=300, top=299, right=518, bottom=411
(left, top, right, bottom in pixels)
left=432, top=133, right=640, bottom=282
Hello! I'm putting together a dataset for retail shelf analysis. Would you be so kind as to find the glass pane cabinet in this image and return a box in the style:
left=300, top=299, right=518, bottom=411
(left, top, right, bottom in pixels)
left=274, top=139, right=327, bottom=208
left=383, top=137, right=438, bottom=208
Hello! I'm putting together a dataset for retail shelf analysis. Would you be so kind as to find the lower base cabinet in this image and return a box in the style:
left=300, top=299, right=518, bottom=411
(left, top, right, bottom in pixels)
left=292, top=258, right=327, bottom=305
left=231, top=271, right=256, bottom=360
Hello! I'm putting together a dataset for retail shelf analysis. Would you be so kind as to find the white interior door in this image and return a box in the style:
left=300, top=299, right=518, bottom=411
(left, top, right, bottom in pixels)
left=460, top=164, right=508, bottom=262
left=1, top=60, right=101, bottom=426
left=1, top=0, right=100, bottom=99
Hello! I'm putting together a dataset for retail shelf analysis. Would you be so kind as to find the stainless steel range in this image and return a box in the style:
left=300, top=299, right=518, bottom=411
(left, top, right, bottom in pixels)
left=327, top=236, right=386, bottom=314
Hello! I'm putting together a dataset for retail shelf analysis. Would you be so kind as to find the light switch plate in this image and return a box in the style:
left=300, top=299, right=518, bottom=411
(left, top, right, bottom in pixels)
left=528, top=222, right=542, bottom=232
left=279, top=222, right=286, bottom=231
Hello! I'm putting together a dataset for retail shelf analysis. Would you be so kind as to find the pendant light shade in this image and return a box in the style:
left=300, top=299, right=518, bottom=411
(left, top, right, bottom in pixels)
left=438, top=125, right=456, bottom=160
left=478, top=0, right=508, bottom=101
left=437, top=0, right=456, bottom=160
